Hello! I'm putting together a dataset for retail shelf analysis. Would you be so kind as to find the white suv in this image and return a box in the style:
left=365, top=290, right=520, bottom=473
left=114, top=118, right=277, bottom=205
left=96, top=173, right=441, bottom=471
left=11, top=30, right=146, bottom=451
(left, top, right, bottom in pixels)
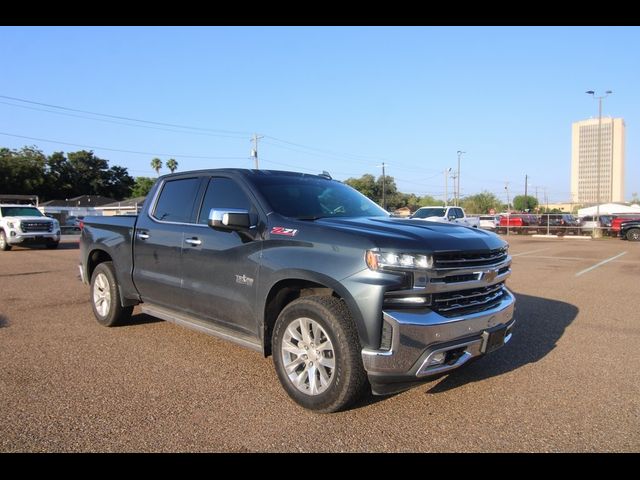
left=0, top=204, right=61, bottom=251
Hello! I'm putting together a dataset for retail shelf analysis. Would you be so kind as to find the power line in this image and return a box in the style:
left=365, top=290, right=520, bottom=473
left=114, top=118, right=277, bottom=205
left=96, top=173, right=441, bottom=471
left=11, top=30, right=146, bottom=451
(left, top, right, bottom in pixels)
left=0, top=100, right=250, bottom=140
left=0, top=94, right=252, bottom=136
left=0, top=131, right=248, bottom=161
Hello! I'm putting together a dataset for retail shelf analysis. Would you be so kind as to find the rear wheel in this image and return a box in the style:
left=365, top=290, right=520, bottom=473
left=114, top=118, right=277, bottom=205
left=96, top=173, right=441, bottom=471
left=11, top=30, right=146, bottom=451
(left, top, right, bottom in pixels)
left=0, top=231, right=11, bottom=251
left=90, top=261, right=133, bottom=327
left=272, top=295, right=368, bottom=413
left=626, top=228, right=640, bottom=242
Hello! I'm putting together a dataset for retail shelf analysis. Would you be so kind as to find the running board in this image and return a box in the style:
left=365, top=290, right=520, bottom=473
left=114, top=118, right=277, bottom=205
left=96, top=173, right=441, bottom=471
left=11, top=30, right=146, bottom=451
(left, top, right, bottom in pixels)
left=141, top=304, right=262, bottom=353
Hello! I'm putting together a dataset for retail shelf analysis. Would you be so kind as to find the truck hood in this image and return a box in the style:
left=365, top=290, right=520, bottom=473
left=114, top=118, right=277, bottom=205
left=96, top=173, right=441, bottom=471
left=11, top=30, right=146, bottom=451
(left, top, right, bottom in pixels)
left=306, top=216, right=505, bottom=252
left=4, top=216, right=55, bottom=222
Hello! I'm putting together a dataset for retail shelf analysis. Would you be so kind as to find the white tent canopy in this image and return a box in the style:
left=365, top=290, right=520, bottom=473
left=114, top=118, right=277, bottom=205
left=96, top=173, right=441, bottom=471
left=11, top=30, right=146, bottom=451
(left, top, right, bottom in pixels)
left=578, top=203, right=640, bottom=217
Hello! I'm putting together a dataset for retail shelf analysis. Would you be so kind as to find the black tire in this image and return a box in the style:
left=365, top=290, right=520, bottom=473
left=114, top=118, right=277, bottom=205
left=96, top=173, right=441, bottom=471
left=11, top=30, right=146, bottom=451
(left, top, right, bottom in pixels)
left=89, top=261, right=133, bottom=327
left=626, top=228, right=640, bottom=242
left=272, top=295, right=369, bottom=413
left=0, top=231, right=11, bottom=251
left=46, top=241, right=59, bottom=249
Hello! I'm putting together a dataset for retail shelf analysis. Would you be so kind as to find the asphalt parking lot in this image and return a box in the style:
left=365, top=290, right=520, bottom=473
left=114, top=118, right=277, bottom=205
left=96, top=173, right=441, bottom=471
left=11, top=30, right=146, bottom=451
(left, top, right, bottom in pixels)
left=1, top=235, right=639, bottom=452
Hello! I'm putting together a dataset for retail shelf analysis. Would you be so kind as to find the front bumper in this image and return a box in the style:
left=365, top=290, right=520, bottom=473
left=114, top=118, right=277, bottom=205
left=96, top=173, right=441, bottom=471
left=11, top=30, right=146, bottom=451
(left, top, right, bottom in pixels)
left=6, top=231, right=61, bottom=245
left=362, top=288, right=515, bottom=395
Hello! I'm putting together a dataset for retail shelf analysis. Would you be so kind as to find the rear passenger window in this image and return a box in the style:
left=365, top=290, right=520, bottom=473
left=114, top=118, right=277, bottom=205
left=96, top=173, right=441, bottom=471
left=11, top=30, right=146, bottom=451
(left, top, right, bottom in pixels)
left=153, top=178, right=201, bottom=223
left=198, top=177, right=252, bottom=224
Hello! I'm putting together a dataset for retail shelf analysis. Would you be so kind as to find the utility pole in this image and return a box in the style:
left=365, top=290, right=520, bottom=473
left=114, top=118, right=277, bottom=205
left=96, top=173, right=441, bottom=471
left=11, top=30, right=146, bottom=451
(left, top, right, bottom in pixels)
left=505, top=181, right=511, bottom=235
left=381, top=162, right=386, bottom=211
left=444, top=167, right=452, bottom=206
left=450, top=172, right=458, bottom=206
left=251, top=133, right=264, bottom=169
left=586, top=90, right=612, bottom=230
left=524, top=174, right=528, bottom=211
left=456, top=150, right=465, bottom=207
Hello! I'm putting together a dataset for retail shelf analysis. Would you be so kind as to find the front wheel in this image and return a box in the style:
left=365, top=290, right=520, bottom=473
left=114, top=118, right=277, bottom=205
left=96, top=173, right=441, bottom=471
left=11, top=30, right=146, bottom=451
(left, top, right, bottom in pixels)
left=0, top=231, right=11, bottom=251
left=626, top=228, right=640, bottom=242
left=90, top=261, right=133, bottom=327
left=272, top=296, right=368, bottom=413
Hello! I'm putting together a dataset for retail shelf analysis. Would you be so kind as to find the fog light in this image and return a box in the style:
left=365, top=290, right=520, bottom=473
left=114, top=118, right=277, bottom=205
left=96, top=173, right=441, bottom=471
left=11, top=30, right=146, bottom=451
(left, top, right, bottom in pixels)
left=10, top=231, right=16, bottom=237
left=429, top=352, right=446, bottom=366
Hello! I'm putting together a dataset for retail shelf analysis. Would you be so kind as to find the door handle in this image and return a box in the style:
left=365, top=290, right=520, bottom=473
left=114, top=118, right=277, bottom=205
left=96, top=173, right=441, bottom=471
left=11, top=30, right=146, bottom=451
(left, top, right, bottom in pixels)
left=185, top=238, right=202, bottom=246
left=137, top=232, right=150, bottom=240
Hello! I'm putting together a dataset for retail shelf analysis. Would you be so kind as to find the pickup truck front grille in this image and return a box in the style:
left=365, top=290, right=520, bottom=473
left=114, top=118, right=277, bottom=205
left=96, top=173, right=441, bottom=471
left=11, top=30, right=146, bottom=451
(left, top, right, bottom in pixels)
left=432, top=282, right=507, bottom=317
left=20, top=221, right=53, bottom=233
left=433, top=248, right=508, bottom=269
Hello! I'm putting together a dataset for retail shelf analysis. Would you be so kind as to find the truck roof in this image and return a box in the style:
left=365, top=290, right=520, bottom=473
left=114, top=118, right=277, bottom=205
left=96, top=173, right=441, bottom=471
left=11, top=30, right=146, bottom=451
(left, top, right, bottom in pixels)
left=157, top=168, right=333, bottom=181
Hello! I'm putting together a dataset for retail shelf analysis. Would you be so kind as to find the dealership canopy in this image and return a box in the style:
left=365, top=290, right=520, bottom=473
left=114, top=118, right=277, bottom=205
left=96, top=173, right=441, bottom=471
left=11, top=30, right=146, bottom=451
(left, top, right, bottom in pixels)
left=578, top=203, right=640, bottom=217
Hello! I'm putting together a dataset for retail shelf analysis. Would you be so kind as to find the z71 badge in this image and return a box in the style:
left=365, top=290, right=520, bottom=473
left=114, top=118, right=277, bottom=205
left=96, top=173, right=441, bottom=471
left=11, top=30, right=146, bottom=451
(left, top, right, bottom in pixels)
left=271, top=226, right=298, bottom=237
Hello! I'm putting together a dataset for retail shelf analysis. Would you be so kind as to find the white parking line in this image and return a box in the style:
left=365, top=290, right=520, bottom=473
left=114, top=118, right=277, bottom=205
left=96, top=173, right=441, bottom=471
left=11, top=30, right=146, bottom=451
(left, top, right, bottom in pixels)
left=511, top=247, right=551, bottom=257
left=575, top=252, right=628, bottom=277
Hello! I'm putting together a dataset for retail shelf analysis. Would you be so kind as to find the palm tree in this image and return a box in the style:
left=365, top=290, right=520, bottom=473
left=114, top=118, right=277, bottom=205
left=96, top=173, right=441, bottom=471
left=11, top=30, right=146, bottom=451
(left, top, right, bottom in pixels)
left=166, top=158, right=178, bottom=173
left=150, top=158, right=162, bottom=176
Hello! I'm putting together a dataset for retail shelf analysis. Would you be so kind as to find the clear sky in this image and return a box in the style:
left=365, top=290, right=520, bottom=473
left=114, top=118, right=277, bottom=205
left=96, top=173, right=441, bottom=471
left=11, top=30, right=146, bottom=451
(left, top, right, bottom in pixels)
left=1, top=26, right=638, bottom=203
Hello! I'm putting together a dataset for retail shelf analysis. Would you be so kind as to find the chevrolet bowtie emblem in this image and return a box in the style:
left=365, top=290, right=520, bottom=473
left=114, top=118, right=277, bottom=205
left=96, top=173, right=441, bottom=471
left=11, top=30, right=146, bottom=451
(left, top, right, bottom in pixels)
left=484, top=269, right=498, bottom=282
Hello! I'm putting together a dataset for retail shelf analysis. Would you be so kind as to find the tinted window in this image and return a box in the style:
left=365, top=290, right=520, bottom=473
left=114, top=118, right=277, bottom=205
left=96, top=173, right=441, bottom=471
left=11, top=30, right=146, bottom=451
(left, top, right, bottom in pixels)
left=413, top=207, right=446, bottom=218
left=198, top=177, right=252, bottom=224
left=453, top=208, right=464, bottom=218
left=1, top=206, right=44, bottom=217
left=153, top=177, right=200, bottom=223
left=250, top=175, right=387, bottom=219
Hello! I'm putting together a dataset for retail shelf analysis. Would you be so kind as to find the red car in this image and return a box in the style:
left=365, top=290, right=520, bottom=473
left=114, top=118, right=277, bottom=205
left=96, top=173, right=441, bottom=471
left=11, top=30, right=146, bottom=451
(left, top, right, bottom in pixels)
left=610, top=215, right=640, bottom=235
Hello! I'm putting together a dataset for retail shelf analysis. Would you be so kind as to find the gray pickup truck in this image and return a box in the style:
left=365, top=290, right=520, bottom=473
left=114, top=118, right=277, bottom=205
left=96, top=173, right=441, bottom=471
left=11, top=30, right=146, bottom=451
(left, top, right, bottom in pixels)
left=79, top=169, right=515, bottom=412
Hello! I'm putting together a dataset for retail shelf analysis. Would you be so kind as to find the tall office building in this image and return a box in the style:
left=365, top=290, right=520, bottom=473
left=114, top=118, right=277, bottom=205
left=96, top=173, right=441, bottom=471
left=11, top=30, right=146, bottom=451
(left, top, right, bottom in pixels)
left=571, top=117, right=625, bottom=204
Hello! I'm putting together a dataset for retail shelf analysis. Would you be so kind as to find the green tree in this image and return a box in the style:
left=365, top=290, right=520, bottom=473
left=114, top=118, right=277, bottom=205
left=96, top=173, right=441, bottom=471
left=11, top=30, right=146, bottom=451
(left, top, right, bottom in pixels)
left=151, top=157, right=163, bottom=175
left=513, top=195, right=539, bottom=212
left=461, top=191, right=503, bottom=214
left=418, top=195, right=444, bottom=207
left=0, top=146, right=47, bottom=196
left=166, top=158, right=178, bottom=173
left=130, top=177, right=156, bottom=198
left=344, top=174, right=377, bottom=200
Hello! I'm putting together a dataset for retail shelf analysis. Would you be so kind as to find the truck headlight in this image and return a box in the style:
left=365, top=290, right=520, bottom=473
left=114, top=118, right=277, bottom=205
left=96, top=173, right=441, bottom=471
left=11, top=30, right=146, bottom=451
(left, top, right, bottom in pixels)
left=365, top=250, right=433, bottom=271
left=7, top=221, right=15, bottom=229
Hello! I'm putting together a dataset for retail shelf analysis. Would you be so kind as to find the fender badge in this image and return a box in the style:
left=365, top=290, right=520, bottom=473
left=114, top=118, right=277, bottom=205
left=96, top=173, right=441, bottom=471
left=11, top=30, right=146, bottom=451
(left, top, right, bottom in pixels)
left=271, top=226, right=298, bottom=237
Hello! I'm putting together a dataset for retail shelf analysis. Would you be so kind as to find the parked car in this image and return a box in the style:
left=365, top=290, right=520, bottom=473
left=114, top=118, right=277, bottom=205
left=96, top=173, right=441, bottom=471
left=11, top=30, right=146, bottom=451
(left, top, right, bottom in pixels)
left=479, top=215, right=500, bottom=231
left=538, top=214, right=580, bottom=235
left=610, top=215, right=640, bottom=236
left=410, top=206, right=480, bottom=228
left=579, top=215, right=614, bottom=236
left=620, top=219, right=640, bottom=241
left=79, top=168, right=515, bottom=412
left=496, top=214, right=538, bottom=234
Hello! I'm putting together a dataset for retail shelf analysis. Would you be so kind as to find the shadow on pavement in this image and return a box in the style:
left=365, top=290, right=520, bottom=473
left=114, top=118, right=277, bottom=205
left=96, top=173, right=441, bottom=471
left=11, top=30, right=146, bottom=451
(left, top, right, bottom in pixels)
left=123, top=312, right=164, bottom=327
left=424, top=291, right=578, bottom=394
left=0, top=314, right=9, bottom=328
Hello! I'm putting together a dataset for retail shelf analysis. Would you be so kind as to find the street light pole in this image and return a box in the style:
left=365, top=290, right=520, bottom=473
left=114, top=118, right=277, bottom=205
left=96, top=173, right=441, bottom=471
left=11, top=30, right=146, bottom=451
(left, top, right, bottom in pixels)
left=444, top=167, right=452, bottom=206
left=456, top=150, right=465, bottom=207
left=586, top=90, right=612, bottom=229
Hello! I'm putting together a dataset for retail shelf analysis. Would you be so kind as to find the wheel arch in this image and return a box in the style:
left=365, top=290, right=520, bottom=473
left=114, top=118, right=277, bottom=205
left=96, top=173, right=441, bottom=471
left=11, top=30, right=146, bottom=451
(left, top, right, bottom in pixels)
left=261, top=271, right=365, bottom=357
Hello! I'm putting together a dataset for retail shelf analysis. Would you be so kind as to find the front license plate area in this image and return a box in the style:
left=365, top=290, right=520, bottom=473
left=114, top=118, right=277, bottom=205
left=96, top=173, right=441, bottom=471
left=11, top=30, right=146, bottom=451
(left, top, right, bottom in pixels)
left=481, top=325, right=507, bottom=354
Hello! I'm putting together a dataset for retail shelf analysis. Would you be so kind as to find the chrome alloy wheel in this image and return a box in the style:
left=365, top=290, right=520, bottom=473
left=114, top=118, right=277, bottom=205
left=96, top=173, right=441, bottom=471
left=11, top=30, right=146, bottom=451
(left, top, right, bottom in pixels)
left=92, top=272, right=112, bottom=317
left=281, top=317, right=336, bottom=395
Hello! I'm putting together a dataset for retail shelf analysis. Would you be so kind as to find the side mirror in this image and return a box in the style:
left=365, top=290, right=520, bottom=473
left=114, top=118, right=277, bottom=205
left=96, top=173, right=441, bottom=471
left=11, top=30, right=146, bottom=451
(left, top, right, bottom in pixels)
left=448, top=215, right=456, bottom=221
left=208, top=208, right=251, bottom=231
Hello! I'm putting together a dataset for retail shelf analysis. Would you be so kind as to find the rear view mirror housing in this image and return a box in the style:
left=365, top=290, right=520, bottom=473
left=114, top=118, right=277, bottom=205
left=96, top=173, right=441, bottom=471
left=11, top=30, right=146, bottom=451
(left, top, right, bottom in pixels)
left=208, top=208, right=252, bottom=231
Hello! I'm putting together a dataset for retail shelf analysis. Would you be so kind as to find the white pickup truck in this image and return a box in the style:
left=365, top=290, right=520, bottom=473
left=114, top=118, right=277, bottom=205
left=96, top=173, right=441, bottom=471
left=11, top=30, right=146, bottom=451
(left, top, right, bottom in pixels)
left=410, top=206, right=480, bottom=228
left=0, top=204, right=61, bottom=251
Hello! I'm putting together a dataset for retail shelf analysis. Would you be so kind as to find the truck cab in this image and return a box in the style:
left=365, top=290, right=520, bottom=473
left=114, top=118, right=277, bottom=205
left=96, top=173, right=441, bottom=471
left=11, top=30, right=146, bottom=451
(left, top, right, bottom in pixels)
left=411, top=206, right=480, bottom=228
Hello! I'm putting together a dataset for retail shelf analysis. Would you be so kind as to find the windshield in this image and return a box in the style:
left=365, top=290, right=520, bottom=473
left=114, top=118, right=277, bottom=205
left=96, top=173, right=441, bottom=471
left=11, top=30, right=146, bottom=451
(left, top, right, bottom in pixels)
left=250, top=174, right=388, bottom=219
left=1, top=206, right=44, bottom=217
left=412, top=207, right=445, bottom=218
